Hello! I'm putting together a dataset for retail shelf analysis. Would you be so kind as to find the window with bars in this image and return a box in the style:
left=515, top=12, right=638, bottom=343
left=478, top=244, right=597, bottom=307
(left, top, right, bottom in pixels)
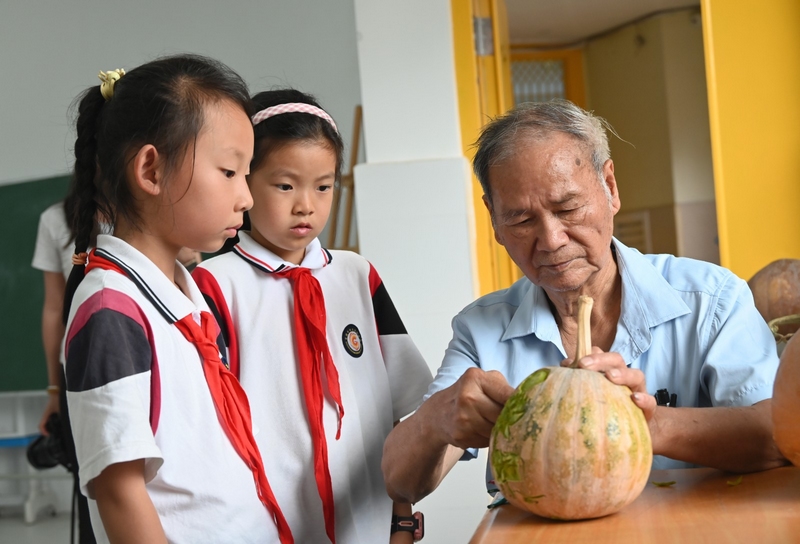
left=511, top=59, right=565, bottom=104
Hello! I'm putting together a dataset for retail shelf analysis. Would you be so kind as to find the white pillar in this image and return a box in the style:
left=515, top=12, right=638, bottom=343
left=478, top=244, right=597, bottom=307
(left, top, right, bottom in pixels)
left=353, top=1, right=487, bottom=542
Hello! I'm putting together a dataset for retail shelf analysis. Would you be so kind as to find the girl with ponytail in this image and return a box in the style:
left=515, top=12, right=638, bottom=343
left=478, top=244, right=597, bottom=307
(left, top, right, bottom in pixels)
left=62, top=56, right=293, bottom=543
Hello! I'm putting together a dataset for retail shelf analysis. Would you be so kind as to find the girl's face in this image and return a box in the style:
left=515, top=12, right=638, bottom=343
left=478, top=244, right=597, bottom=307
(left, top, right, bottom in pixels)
left=247, top=140, right=336, bottom=264
left=161, top=99, right=254, bottom=254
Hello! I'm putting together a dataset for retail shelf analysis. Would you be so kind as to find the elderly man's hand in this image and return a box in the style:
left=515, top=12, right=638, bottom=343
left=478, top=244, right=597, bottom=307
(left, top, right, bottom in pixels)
left=561, top=349, right=658, bottom=422
left=430, top=368, right=515, bottom=450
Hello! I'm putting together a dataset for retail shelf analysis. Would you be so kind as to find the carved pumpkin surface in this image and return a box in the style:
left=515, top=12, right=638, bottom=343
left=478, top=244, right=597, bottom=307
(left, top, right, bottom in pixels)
left=489, top=296, right=652, bottom=520
left=490, top=366, right=652, bottom=520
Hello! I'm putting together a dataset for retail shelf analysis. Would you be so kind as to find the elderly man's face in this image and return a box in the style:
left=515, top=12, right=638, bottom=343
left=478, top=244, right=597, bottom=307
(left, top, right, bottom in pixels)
left=485, top=132, right=620, bottom=293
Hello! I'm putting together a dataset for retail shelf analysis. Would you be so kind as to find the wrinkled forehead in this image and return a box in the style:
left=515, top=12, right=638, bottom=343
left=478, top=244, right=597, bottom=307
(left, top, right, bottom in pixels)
left=488, top=131, right=594, bottom=184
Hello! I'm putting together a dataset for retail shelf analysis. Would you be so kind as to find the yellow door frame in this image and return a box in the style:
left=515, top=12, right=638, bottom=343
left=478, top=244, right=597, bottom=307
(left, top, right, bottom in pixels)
left=451, top=0, right=520, bottom=295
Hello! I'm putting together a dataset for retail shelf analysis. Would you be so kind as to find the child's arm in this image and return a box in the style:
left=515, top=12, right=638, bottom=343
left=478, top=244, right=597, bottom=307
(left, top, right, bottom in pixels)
left=93, top=459, right=167, bottom=544
left=39, top=270, right=66, bottom=434
left=390, top=501, right=414, bottom=544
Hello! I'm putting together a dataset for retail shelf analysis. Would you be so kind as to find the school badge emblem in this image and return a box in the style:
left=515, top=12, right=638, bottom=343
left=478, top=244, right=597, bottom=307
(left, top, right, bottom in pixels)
left=342, top=324, right=363, bottom=358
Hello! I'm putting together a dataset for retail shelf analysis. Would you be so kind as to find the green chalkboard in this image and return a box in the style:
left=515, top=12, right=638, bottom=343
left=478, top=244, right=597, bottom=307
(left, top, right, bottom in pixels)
left=0, top=175, right=70, bottom=392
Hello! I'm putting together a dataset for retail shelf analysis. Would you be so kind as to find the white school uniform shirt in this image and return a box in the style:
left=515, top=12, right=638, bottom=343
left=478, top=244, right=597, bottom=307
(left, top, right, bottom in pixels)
left=32, top=201, right=74, bottom=280
left=194, top=232, right=433, bottom=544
left=63, top=234, right=279, bottom=544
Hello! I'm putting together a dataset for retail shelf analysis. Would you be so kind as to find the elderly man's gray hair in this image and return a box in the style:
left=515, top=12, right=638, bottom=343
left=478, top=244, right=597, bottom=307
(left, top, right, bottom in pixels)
left=473, top=99, right=615, bottom=203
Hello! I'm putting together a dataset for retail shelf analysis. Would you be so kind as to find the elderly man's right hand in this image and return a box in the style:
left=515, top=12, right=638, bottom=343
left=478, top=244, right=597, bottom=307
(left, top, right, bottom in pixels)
left=430, top=368, right=516, bottom=449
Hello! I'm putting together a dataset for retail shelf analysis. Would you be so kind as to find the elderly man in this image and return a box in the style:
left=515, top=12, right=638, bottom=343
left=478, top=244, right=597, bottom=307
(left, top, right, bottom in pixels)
left=382, top=100, right=786, bottom=504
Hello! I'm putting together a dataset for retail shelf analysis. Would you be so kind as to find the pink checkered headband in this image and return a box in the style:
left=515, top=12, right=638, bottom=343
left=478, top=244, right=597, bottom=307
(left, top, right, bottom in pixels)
left=251, top=103, right=338, bottom=132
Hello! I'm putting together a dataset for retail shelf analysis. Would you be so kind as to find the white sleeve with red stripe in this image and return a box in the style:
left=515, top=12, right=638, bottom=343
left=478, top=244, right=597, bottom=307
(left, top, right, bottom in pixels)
left=368, top=263, right=433, bottom=421
left=64, top=287, right=163, bottom=497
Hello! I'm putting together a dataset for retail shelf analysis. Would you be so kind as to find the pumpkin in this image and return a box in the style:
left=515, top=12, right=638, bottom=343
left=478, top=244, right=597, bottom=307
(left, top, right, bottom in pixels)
left=489, top=296, right=652, bottom=520
left=748, top=259, right=800, bottom=337
left=772, top=332, right=800, bottom=466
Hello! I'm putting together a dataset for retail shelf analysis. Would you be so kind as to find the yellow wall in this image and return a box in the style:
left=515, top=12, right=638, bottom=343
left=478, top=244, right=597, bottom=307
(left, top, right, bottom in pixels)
left=702, top=0, right=800, bottom=279
left=584, top=16, right=675, bottom=211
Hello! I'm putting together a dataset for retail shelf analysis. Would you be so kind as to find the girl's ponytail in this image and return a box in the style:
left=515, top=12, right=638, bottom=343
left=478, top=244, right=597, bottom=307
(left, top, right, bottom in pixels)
left=62, top=86, right=105, bottom=325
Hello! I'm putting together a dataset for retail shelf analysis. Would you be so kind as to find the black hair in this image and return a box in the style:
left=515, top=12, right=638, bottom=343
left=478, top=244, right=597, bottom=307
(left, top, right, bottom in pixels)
left=62, top=54, right=251, bottom=323
left=250, top=88, right=344, bottom=181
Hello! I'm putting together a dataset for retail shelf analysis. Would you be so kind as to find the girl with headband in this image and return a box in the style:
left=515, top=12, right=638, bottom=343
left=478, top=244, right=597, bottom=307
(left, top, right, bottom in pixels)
left=193, top=89, right=432, bottom=543
left=62, top=56, right=293, bottom=543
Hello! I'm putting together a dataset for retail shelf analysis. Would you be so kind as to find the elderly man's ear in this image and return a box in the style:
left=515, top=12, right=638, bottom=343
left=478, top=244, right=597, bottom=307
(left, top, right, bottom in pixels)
left=603, top=159, right=622, bottom=215
left=481, top=194, right=504, bottom=247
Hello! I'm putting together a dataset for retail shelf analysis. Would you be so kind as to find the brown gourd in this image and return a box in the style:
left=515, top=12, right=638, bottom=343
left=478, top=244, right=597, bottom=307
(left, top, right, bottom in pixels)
left=748, top=259, right=800, bottom=337
left=489, top=296, right=652, bottom=520
left=772, top=332, right=800, bottom=466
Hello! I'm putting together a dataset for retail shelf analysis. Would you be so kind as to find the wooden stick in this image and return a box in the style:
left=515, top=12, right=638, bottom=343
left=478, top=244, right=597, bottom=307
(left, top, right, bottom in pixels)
left=571, top=295, right=594, bottom=367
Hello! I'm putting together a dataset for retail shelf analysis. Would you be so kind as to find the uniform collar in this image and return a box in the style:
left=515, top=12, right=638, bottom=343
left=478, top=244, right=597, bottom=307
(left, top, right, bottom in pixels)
left=500, top=238, right=690, bottom=356
left=94, top=234, right=208, bottom=324
left=232, top=231, right=333, bottom=273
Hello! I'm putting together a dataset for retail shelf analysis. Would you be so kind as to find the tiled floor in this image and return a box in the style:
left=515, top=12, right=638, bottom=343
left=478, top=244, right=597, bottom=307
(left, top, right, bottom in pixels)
left=0, top=511, right=71, bottom=544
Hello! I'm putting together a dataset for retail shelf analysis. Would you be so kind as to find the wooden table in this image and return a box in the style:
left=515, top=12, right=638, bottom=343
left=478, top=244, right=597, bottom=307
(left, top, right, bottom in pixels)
left=470, top=467, right=800, bottom=543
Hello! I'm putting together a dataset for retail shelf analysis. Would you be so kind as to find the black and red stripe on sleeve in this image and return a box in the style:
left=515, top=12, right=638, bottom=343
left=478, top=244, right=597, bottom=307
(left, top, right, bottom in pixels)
left=368, top=263, right=407, bottom=336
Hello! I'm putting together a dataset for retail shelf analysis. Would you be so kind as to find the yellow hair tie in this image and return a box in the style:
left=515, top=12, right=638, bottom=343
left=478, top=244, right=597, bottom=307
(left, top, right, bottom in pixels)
left=98, top=68, right=125, bottom=101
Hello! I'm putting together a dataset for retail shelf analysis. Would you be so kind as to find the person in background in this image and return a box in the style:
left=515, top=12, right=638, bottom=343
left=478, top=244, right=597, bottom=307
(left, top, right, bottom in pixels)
left=193, top=89, right=432, bottom=543
left=382, top=100, right=786, bottom=506
left=32, top=198, right=98, bottom=543
left=32, top=200, right=74, bottom=434
left=61, top=55, right=294, bottom=543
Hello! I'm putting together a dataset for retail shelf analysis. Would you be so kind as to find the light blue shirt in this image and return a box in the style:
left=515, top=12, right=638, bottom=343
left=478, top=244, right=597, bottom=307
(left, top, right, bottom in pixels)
left=427, top=239, right=779, bottom=477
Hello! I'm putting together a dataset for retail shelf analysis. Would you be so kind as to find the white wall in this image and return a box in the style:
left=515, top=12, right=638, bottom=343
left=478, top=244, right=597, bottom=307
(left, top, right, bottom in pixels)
left=0, top=0, right=362, bottom=187
left=353, top=1, right=489, bottom=543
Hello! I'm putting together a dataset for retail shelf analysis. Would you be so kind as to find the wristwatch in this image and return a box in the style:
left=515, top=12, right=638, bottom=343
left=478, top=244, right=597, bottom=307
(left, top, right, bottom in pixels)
left=391, top=512, right=424, bottom=541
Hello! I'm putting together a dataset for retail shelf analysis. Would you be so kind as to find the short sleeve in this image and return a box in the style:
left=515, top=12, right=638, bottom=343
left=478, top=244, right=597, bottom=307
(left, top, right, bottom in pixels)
left=426, top=312, right=483, bottom=461
left=424, top=312, right=482, bottom=402
left=700, top=275, right=779, bottom=407
left=65, top=300, right=163, bottom=497
left=368, top=263, right=433, bottom=421
left=31, top=209, right=63, bottom=273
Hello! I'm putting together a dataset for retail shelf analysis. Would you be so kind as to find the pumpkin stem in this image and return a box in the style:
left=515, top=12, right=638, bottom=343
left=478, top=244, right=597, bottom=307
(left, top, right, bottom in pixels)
left=571, top=295, right=594, bottom=368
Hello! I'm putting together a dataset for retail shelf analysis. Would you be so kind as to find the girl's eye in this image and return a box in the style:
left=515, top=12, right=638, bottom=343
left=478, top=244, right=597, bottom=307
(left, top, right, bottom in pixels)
left=277, top=184, right=293, bottom=191
left=318, top=185, right=333, bottom=193
left=223, top=170, right=236, bottom=179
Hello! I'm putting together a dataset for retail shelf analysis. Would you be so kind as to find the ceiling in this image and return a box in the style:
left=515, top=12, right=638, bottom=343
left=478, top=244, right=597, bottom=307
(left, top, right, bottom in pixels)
left=505, top=0, right=700, bottom=46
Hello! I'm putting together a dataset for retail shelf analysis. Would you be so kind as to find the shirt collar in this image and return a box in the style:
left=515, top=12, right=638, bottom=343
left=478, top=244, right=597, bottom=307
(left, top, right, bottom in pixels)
left=613, top=238, right=690, bottom=354
left=232, top=231, right=333, bottom=273
left=499, top=238, right=690, bottom=353
left=94, top=234, right=209, bottom=324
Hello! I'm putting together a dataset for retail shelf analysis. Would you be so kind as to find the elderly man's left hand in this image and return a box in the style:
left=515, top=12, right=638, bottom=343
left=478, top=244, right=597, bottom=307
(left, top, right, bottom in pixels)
left=561, top=349, right=787, bottom=473
left=561, top=348, right=657, bottom=422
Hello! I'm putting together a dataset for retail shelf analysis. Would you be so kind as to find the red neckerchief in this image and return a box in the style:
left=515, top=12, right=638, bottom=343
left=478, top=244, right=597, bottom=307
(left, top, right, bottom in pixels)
left=86, top=250, right=294, bottom=544
left=275, top=266, right=344, bottom=544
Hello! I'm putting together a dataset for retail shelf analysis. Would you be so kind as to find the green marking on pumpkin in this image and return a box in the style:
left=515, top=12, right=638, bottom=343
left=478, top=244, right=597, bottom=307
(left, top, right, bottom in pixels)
left=606, top=415, right=620, bottom=441
left=727, top=476, right=743, bottom=486
left=523, top=494, right=546, bottom=503
left=579, top=405, right=595, bottom=452
left=524, top=419, right=542, bottom=442
left=495, top=369, right=549, bottom=439
left=497, top=392, right=528, bottom=439
left=519, top=368, right=550, bottom=393
left=491, top=451, right=521, bottom=483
